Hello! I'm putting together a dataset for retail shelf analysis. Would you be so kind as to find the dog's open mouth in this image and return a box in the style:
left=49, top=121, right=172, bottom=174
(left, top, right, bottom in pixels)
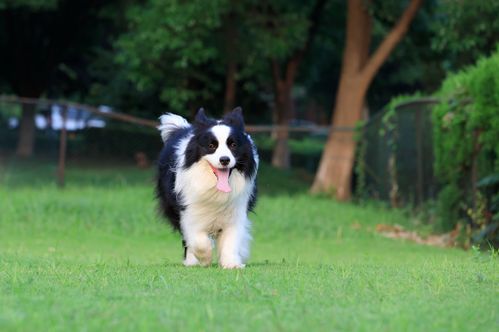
left=209, top=165, right=232, bottom=193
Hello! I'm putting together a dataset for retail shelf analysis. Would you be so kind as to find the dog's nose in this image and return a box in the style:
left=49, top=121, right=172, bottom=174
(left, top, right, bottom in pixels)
left=219, top=156, right=230, bottom=166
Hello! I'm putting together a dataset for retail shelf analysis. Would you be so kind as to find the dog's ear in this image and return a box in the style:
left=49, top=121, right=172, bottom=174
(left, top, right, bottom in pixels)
left=194, top=108, right=209, bottom=125
left=223, top=107, right=244, bottom=130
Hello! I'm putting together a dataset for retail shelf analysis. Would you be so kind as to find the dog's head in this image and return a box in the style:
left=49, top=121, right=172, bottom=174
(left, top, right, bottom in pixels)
left=184, top=107, right=257, bottom=193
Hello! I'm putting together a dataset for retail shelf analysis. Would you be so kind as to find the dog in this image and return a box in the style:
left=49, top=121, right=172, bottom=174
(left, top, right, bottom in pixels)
left=156, top=107, right=258, bottom=269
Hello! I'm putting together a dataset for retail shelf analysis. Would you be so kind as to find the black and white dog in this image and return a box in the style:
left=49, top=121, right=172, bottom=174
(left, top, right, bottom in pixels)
left=156, top=107, right=258, bottom=269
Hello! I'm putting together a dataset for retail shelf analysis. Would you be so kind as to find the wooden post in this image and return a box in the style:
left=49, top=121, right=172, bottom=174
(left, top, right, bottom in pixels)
left=57, top=105, right=68, bottom=188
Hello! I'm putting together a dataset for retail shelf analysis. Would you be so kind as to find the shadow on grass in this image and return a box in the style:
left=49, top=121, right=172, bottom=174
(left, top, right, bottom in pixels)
left=158, top=261, right=289, bottom=269
left=0, top=157, right=312, bottom=196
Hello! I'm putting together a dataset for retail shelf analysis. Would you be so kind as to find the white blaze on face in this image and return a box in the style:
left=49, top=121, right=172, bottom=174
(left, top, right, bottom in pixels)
left=204, top=125, right=236, bottom=193
left=205, top=125, right=236, bottom=168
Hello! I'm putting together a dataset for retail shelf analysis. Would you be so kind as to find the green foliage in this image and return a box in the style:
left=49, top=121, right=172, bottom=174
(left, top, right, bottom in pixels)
left=112, top=0, right=332, bottom=118
left=435, top=183, right=462, bottom=230
left=0, top=0, right=126, bottom=101
left=433, top=48, right=499, bottom=245
left=116, top=0, right=228, bottom=115
left=0, top=0, right=57, bottom=10
left=381, top=93, right=423, bottom=138
left=245, top=1, right=309, bottom=61
left=0, top=100, right=21, bottom=118
left=431, top=0, right=499, bottom=70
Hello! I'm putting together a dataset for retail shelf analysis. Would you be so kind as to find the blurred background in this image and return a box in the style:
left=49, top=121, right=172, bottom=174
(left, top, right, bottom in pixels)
left=0, top=0, right=498, bottom=247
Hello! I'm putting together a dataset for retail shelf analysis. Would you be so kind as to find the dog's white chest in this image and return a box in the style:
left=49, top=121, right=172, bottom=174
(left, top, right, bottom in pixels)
left=175, top=160, right=253, bottom=236
left=175, top=160, right=249, bottom=205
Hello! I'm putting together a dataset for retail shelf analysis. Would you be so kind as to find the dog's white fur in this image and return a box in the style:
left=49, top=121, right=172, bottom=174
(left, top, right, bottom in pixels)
left=204, top=125, right=236, bottom=169
left=158, top=113, right=190, bottom=142
left=159, top=115, right=257, bottom=269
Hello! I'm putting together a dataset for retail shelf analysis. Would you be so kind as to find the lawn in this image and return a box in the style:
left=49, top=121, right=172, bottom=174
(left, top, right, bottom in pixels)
left=0, top=159, right=497, bottom=331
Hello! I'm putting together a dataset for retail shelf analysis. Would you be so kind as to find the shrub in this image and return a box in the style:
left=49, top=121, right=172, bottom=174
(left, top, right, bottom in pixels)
left=433, top=47, right=499, bottom=247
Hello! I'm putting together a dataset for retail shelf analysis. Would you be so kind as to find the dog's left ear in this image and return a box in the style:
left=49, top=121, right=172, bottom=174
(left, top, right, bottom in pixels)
left=223, top=107, right=245, bottom=130
left=194, top=108, right=212, bottom=127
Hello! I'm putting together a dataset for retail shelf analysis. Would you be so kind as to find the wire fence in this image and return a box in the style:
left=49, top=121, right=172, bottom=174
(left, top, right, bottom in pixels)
left=358, top=98, right=439, bottom=206
left=0, top=96, right=343, bottom=186
left=0, top=95, right=439, bottom=208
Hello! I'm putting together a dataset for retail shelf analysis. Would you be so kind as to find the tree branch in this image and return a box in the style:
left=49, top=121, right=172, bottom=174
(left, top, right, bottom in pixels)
left=361, top=0, right=423, bottom=84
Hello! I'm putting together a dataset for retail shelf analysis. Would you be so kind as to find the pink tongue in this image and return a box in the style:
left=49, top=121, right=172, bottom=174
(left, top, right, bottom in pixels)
left=214, top=168, right=231, bottom=193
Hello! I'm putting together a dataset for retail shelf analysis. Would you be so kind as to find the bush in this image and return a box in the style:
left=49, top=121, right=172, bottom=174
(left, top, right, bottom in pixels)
left=433, top=47, right=499, bottom=247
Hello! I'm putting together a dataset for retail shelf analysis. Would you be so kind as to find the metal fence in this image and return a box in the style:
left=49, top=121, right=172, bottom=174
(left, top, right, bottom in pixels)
left=0, top=95, right=440, bottom=208
left=0, top=96, right=341, bottom=186
left=358, top=98, right=439, bottom=206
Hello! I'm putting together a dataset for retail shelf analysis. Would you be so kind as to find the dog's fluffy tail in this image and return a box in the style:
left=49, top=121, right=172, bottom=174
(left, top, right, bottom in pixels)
left=158, top=113, right=191, bottom=142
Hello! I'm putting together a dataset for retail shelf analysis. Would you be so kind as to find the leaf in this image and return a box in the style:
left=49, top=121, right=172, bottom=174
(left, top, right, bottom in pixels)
left=477, top=173, right=499, bottom=188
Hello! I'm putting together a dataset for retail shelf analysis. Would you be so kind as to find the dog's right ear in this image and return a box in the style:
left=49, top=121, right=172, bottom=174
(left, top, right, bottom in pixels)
left=223, top=107, right=245, bottom=130
left=194, top=108, right=209, bottom=125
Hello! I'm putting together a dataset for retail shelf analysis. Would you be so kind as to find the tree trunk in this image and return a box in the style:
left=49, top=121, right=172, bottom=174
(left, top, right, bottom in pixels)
left=223, top=60, right=237, bottom=114
left=311, top=0, right=422, bottom=200
left=311, top=77, right=366, bottom=199
left=268, top=0, right=328, bottom=169
left=223, top=9, right=238, bottom=114
left=271, top=84, right=292, bottom=168
left=16, top=103, right=37, bottom=158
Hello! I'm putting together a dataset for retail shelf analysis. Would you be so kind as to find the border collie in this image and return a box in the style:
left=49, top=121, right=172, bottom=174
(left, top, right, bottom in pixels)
left=156, top=107, right=258, bottom=269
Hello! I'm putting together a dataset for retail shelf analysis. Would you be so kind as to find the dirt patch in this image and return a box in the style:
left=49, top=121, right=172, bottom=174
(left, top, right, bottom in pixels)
left=376, top=223, right=460, bottom=248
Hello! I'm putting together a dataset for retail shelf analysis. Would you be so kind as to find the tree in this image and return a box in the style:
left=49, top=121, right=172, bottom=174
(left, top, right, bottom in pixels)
left=431, top=0, right=499, bottom=70
left=217, top=1, right=260, bottom=115
left=115, top=0, right=330, bottom=142
left=0, top=0, right=121, bottom=157
left=0, top=0, right=56, bottom=157
left=222, top=9, right=238, bottom=114
left=267, top=0, right=327, bottom=169
left=311, top=0, right=422, bottom=200
left=116, top=0, right=229, bottom=117
left=241, top=0, right=328, bottom=168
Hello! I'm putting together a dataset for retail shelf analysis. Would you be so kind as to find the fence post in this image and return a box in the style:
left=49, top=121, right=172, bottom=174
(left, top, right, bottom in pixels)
left=57, top=105, right=67, bottom=188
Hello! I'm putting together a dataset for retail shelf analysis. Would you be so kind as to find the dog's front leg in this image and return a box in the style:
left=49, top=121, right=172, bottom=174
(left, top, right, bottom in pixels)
left=183, top=247, right=200, bottom=266
left=218, top=215, right=250, bottom=269
left=185, top=232, right=212, bottom=267
left=181, top=218, right=212, bottom=267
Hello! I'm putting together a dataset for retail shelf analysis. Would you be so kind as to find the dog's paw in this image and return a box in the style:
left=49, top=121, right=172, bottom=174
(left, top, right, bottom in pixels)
left=183, top=254, right=200, bottom=267
left=183, top=260, right=199, bottom=267
left=220, top=262, right=246, bottom=269
left=195, top=253, right=212, bottom=267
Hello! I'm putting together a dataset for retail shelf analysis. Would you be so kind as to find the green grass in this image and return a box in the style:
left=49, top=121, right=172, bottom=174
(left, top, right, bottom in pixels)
left=0, top=160, right=497, bottom=331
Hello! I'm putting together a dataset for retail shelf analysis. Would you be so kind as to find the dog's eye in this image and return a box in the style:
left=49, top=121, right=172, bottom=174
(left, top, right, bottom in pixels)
left=208, top=143, right=216, bottom=150
left=229, top=142, right=237, bottom=148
